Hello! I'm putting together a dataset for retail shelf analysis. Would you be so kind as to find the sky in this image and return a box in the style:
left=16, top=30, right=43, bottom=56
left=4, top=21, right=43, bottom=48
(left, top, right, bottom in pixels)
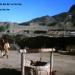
left=0, top=0, right=75, bottom=23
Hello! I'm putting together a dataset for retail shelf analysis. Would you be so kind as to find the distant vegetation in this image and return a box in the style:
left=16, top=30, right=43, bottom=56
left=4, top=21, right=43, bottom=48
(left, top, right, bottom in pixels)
left=0, top=25, right=9, bottom=32
left=0, top=34, right=75, bottom=55
left=0, top=26, right=6, bottom=32
left=47, top=22, right=57, bottom=26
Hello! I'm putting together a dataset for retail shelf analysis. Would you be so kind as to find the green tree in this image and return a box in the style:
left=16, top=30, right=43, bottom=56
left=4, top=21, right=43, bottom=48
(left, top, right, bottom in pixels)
left=0, top=26, right=6, bottom=32
left=0, top=25, right=9, bottom=32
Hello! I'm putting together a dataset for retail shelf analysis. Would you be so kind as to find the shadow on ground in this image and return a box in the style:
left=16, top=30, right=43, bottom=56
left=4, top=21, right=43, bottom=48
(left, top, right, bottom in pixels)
left=0, top=68, right=21, bottom=75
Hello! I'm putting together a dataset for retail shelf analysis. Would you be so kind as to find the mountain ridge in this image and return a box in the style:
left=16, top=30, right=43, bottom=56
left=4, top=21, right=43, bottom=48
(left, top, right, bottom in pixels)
left=0, top=4, right=75, bottom=27
left=19, top=4, right=75, bottom=27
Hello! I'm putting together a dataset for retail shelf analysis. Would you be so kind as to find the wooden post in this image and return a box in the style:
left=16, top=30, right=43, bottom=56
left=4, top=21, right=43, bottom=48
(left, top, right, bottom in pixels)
left=20, top=49, right=26, bottom=75
left=51, top=49, right=54, bottom=71
left=50, top=48, right=54, bottom=75
left=50, top=51, right=52, bottom=75
left=21, top=53, right=25, bottom=75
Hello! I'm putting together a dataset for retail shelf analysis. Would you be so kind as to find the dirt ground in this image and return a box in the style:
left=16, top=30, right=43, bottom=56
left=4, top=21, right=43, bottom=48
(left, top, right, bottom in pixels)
left=0, top=50, right=75, bottom=75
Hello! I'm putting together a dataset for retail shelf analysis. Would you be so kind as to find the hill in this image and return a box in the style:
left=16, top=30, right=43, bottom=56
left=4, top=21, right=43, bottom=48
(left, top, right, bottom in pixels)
left=19, top=15, right=57, bottom=26
left=19, top=4, right=75, bottom=28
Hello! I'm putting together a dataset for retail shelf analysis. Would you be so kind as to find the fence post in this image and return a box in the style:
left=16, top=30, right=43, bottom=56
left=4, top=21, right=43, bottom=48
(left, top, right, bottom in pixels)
left=50, top=48, right=54, bottom=75
left=20, top=49, right=26, bottom=75
left=21, top=52, right=25, bottom=75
